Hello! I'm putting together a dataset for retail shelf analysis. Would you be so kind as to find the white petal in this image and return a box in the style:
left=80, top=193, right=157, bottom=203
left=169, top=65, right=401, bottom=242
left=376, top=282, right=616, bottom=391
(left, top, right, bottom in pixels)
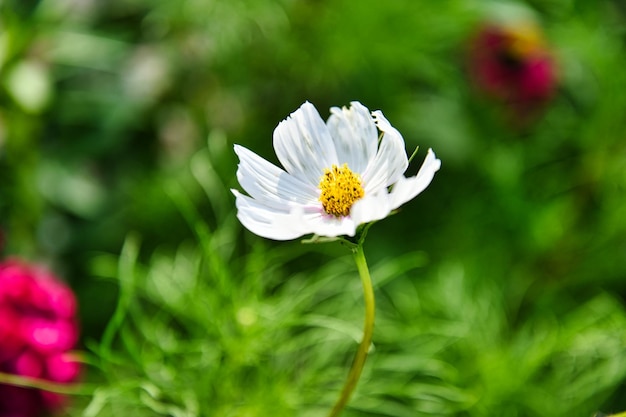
left=327, top=101, right=378, bottom=173
left=233, top=189, right=359, bottom=240
left=273, top=102, right=338, bottom=185
left=235, top=144, right=318, bottom=208
left=232, top=190, right=312, bottom=240
left=362, top=110, right=409, bottom=194
left=350, top=192, right=393, bottom=225
left=389, top=149, right=441, bottom=210
left=299, top=212, right=359, bottom=237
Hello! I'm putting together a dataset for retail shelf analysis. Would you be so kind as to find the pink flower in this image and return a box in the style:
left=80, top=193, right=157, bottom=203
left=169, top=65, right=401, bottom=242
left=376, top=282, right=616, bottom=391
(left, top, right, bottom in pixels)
left=0, top=259, right=81, bottom=417
left=468, top=22, right=557, bottom=118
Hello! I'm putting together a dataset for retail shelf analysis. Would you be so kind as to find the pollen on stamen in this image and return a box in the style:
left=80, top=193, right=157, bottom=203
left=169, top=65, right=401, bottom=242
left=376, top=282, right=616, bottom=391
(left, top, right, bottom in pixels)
left=318, top=163, right=365, bottom=217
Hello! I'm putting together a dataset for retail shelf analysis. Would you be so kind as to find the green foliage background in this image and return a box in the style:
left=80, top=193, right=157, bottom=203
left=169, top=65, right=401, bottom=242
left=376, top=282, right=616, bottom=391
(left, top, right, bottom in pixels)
left=1, top=0, right=626, bottom=416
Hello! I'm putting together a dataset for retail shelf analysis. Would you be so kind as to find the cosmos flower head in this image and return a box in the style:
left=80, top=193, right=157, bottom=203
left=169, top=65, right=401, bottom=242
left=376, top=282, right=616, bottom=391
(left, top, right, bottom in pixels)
left=468, top=19, right=556, bottom=111
left=0, top=259, right=81, bottom=417
left=232, top=101, right=441, bottom=241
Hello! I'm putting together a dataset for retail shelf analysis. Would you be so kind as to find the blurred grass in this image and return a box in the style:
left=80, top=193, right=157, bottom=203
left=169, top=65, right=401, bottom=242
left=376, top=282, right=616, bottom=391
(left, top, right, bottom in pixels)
left=1, top=0, right=626, bottom=415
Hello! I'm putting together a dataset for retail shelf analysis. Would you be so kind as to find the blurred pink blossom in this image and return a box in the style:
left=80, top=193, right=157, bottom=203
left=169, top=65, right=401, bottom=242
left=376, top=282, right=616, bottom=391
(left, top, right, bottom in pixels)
left=468, top=22, right=557, bottom=120
left=0, top=259, right=80, bottom=417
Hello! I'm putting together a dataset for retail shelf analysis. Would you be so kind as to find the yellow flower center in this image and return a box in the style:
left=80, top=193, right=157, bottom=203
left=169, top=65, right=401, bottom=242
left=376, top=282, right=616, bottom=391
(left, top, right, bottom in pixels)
left=505, top=24, right=543, bottom=59
left=318, top=163, right=365, bottom=217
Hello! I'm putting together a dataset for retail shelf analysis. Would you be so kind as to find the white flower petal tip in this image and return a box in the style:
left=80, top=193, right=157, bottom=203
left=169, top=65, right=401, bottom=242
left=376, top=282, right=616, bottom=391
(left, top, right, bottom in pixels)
left=388, top=149, right=441, bottom=211
left=232, top=101, right=441, bottom=241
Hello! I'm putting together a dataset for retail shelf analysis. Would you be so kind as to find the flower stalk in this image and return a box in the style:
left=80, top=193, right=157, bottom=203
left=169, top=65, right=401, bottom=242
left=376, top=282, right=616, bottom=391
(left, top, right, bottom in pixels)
left=0, top=371, right=92, bottom=396
left=328, top=243, right=375, bottom=417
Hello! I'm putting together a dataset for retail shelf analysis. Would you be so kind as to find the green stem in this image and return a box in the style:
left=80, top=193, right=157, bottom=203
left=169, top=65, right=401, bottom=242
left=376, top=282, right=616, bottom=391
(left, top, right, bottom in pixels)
left=328, top=244, right=375, bottom=417
left=0, top=371, right=93, bottom=396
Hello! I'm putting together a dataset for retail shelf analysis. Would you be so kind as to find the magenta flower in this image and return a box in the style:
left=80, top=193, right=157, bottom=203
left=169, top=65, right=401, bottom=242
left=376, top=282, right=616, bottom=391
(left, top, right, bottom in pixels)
left=468, top=22, right=557, bottom=116
left=0, top=259, right=80, bottom=417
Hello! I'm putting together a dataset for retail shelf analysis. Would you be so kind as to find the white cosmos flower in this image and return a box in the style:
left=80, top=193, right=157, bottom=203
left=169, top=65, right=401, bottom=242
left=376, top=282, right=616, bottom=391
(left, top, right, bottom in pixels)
left=231, top=101, right=441, bottom=241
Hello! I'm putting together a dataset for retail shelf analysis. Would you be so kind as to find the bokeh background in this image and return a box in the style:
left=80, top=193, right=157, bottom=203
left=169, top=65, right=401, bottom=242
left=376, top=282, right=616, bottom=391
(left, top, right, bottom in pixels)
left=1, top=0, right=626, bottom=416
